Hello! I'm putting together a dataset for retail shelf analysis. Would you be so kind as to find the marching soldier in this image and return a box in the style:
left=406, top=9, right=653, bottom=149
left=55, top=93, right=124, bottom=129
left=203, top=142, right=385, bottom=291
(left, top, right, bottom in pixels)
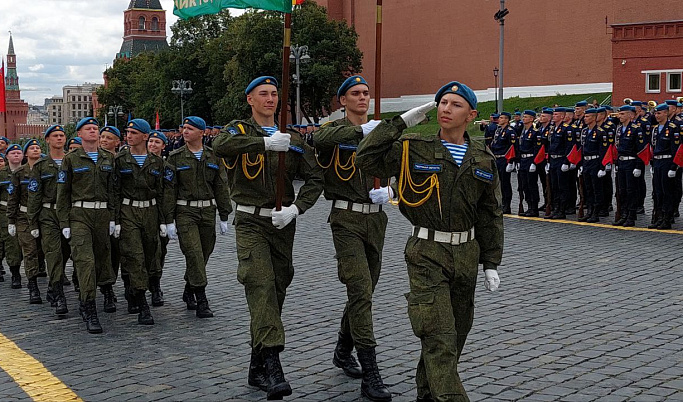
left=8, top=139, right=43, bottom=304
left=57, top=117, right=117, bottom=334
left=489, top=111, right=517, bottom=214
left=27, top=125, right=72, bottom=315
left=577, top=109, right=608, bottom=223
left=357, top=81, right=503, bottom=402
left=648, top=104, right=681, bottom=229
left=114, top=119, right=169, bottom=325
left=613, top=105, right=644, bottom=227
left=313, top=75, right=392, bottom=401
left=164, top=116, right=232, bottom=318
left=147, top=131, right=170, bottom=274
left=2, top=145, right=24, bottom=288
left=213, top=76, right=323, bottom=400
left=546, top=108, right=571, bottom=219
left=517, top=110, right=543, bottom=216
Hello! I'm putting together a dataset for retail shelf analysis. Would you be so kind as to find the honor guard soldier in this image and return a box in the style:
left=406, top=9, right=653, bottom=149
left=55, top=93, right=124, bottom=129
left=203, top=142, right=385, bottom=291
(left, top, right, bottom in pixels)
left=7, top=139, right=43, bottom=304
left=511, top=111, right=523, bottom=135
left=313, top=75, right=392, bottom=401
left=563, top=108, right=579, bottom=215
left=546, top=108, right=571, bottom=219
left=632, top=101, right=650, bottom=214
left=649, top=104, right=681, bottom=229
left=147, top=131, right=171, bottom=274
left=357, top=81, right=503, bottom=402
left=490, top=111, right=517, bottom=214
left=1, top=145, right=24, bottom=288
left=114, top=119, right=169, bottom=325
left=480, top=113, right=499, bottom=148
left=517, top=110, right=544, bottom=216
left=665, top=100, right=683, bottom=216
left=598, top=107, right=616, bottom=216
left=57, top=117, right=117, bottom=334
left=613, top=105, right=645, bottom=227
left=577, top=109, right=608, bottom=223
left=537, top=109, right=553, bottom=210
left=164, top=116, right=232, bottom=318
left=213, top=76, right=323, bottom=400
left=27, top=125, right=71, bottom=314
left=0, top=155, right=7, bottom=282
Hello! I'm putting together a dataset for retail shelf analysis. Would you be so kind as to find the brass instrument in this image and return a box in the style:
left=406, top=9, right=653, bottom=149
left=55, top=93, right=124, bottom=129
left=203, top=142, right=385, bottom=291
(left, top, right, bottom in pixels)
left=647, top=100, right=658, bottom=112
left=677, top=96, right=683, bottom=103
left=474, top=119, right=490, bottom=125
left=623, top=98, right=633, bottom=105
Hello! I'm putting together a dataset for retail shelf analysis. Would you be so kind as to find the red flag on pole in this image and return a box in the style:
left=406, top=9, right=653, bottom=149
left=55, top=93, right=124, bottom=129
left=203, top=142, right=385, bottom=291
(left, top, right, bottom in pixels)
left=602, top=143, right=617, bottom=166
left=0, top=58, right=6, bottom=114
left=566, top=144, right=582, bottom=165
left=533, top=144, right=546, bottom=165
left=504, top=145, right=516, bottom=162
left=155, top=110, right=160, bottom=130
left=673, top=144, right=683, bottom=167
left=637, top=143, right=652, bottom=165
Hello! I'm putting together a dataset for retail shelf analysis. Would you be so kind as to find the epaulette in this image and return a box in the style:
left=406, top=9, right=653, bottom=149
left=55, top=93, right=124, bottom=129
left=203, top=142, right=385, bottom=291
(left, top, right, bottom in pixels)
left=597, top=126, right=605, bottom=132
left=571, top=124, right=578, bottom=129
left=562, top=123, right=569, bottom=127
left=668, top=122, right=677, bottom=128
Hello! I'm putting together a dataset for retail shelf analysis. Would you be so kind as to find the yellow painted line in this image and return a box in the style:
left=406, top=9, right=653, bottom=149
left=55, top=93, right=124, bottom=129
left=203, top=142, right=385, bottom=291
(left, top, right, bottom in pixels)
left=0, top=332, right=82, bottom=402
left=504, top=213, right=683, bottom=235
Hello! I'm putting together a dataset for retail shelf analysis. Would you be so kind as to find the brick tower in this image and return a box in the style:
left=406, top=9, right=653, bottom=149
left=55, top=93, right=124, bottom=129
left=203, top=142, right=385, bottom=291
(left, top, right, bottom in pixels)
left=116, top=0, right=169, bottom=60
left=1, top=33, right=29, bottom=139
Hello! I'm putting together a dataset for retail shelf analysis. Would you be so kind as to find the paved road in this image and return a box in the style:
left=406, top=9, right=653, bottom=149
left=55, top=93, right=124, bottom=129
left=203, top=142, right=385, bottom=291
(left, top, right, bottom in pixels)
left=0, top=174, right=682, bottom=401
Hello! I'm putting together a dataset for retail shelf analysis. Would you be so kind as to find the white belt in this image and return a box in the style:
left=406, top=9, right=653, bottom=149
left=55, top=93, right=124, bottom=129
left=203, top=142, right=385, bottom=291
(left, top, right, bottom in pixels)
left=413, top=226, right=475, bottom=246
left=333, top=200, right=381, bottom=214
left=653, top=155, right=672, bottom=160
left=236, top=204, right=272, bottom=217
left=521, top=153, right=534, bottom=158
left=618, top=156, right=636, bottom=161
left=0, top=201, right=6, bottom=206
left=494, top=154, right=506, bottom=158
left=550, top=155, right=564, bottom=159
left=19, top=205, right=27, bottom=213
left=122, top=198, right=157, bottom=208
left=176, top=199, right=216, bottom=208
left=584, top=155, right=600, bottom=161
left=72, top=201, right=108, bottom=209
left=42, top=203, right=57, bottom=210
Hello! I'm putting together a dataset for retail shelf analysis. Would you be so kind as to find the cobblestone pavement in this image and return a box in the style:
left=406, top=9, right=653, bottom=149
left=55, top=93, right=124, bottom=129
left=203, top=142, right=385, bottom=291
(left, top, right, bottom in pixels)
left=0, top=174, right=682, bottom=401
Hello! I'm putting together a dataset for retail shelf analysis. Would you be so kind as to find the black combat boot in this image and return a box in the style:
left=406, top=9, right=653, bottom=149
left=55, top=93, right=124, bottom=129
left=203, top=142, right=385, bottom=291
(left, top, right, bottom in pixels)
left=657, top=213, right=673, bottom=230
left=10, top=266, right=22, bottom=289
left=72, top=271, right=79, bottom=293
left=262, top=347, right=292, bottom=400
left=122, top=275, right=139, bottom=314
left=46, top=284, right=57, bottom=307
left=55, top=282, right=68, bottom=315
left=149, top=276, right=164, bottom=307
left=84, top=300, right=103, bottom=334
left=550, top=208, right=566, bottom=220
left=0, top=264, right=5, bottom=275
left=0, top=272, right=3, bottom=282
left=182, top=283, right=197, bottom=310
left=586, top=207, right=600, bottom=223
left=100, top=284, right=117, bottom=313
left=648, top=211, right=663, bottom=229
left=194, top=287, right=214, bottom=318
left=79, top=299, right=87, bottom=322
left=502, top=205, right=512, bottom=215
left=248, top=349, right=269, bottom=391
left=612, top=215, right=627, bottom=226
left=357, top=347, right=392, bottom=402
left=333, top=332, right=362, bottom=378
left=525, top=205, right=539, bottom=217
left=28, top=277, right=43, bottom=304
left=137, top=291, right=154, bottom=325
left=416, top=396, right=435, bottom=402
left=623, top=211, right=636, bottom=227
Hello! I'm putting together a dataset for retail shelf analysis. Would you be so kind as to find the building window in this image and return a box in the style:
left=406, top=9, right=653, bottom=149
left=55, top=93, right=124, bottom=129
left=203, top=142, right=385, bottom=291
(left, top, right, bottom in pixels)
left=646, top=73, right=660, bottom=93
left=152, top=17, right=159, bottom=31
left=139, top=16, right=146, bottom=30
left=667, top=72, right=682, bottom=93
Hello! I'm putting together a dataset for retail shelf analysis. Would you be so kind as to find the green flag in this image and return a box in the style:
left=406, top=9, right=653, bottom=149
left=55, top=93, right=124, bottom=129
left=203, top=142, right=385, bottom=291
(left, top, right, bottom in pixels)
left=173, top=0, right=292, bottom=19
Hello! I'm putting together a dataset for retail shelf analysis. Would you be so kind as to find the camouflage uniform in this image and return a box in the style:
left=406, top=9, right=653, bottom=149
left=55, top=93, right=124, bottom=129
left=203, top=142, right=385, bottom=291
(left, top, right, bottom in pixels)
left=0, top=167, right=22, bottom=277
left=357, top=116, right=504, bottom=402
left=7, top=165, right=39, bottom=280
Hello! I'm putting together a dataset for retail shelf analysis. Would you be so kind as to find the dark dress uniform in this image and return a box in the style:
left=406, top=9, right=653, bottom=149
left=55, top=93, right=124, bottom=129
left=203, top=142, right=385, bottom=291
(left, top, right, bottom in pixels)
left=0, top=166, right=23, bottom=288
left=600, top=120, right=617, bottom=215
left=547, top=122, right=571, bottom=218
left=565, top=120, right=583, bottom=214
left=579, top=125, right=609, bottom=222
left=614, top=121, right=645, bottom=226
left=27, top=155, right=71, bottom=313
left=537, top=122, right=552, bottom=208
left=489, top=124, right=516, bottom=213
left=357, top=115, right=504, bottom=402
left=482, top=121, right=497, bottom=148
left=649, top=121, right=681, bottom=229
left=637, top=115, right=651, bottom=211
left=517, top=124, right=543, bottom=215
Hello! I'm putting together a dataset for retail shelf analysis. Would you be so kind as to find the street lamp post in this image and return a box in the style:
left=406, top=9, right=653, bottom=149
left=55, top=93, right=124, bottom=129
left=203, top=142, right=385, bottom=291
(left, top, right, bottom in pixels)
left=289, top=45, right=311, bottom=126
left=171, top=79, right=193, bottom=124
left=107, top=105, right=124, bottom=128
left=494, top=1, right=509, bottom=114
left=493, top=67, right=499, bottom=113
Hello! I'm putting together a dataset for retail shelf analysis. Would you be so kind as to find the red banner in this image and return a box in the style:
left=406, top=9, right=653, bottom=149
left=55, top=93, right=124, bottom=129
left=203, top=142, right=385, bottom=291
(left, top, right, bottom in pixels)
left=674, top=144, right=683, bottom=167
left=637, top=144, right=652, bottom=166
left=601, top=144, right=618, bottom=166
left=533, top=144, right=546, bottom=165
left=566, top=144, right=582, bottom=165
left=155, top=111, right=160, bottom=130
left=504, top=145, right=516, bottom=162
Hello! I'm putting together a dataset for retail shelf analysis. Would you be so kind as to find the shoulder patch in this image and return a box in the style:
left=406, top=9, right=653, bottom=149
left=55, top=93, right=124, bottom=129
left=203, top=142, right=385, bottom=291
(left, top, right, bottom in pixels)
left=207, top=163, right=219, bottom=170
left=57, top=171, right=67, bottom=184
left=228, top=127, right=239, bottom=135
left=289, top=146, right=305, bottom=154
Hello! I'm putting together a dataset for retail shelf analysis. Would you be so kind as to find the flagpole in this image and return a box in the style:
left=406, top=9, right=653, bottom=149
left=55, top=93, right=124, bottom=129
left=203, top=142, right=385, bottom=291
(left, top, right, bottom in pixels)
left=276, top=12, right=292, bottom=211
left=372, top=0, right=382, bottom=189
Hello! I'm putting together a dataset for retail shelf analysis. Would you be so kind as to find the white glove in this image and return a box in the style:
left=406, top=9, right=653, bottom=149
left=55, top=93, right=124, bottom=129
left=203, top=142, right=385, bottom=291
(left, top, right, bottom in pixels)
left=650, top=166, right=654, bottom=175
left=633, top=169, right=642, bottom=178
left=484, top=269, right=500, bottom=292
left=109, top=221, right=116, bottom=236
left=515, top=163, right=520, bottom=172
left=263, top=131, right=291, bottom=152
left=369, top=186, right=394, bottom=205
left=570, top=163, right=577, bottom=170
left=545, top=164, right=550, bottom=173
left=271, top=205, right=299, bottom=230
left=167, top=222, right=178, bottom=240
left=614, top=165, right=618, bottom=173
left=361, top=120, right=381, bottom=137
left=561, top=164, right=569, bottom=172
left=597, top=170, right=606, bottom=178
left=400, top=101, right=436, bottom=128
left=578, top=166, right=583, bottom=177
left=219, top=220, right=229, bottom=236
left=31, top=229, right=40, bottom=238
left=62, top=228, right=71, bottom=239
left=159, top=224, right=167, bottom=238
left=114, top=224, right=121, bottom=239
left=505, top=163, right=514, bottom=173
left=529, top=163, right=536, bottom=173
left=668, top=170, right=676, bottom=178
left=8, top=224, right=16, bottom=237
left=605, top=163, right=612, bottom=172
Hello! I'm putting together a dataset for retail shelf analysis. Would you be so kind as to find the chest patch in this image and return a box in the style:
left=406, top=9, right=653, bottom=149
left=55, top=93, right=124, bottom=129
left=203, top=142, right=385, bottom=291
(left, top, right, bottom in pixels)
left=413, top=163, right=441, bottom=172
left=57, top=171, right=67, bottom=184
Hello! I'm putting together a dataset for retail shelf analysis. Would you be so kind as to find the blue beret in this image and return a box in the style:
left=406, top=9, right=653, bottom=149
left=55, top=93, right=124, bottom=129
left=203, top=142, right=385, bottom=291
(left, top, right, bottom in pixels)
left=619, top=105, right=636, bottom=112
left=575, top=101, right=588, bottom=107
left=541, top=108, right=554, bottom=115
left=76, top=117, right=99, bottom=131
left=245, top=76, right=278, bottom=95
left=597, top=107, right=607, bottom=113
left=655, top=103, right=669, bottom=111
left=206, top=126, right=213, bottom=130
left=125, top=118, right=151, bottom=134
left=23, top=139, right=40, bottom=154
left=564, top=107, right=574, bottom=113
left=100, top=126, right=121, bottom=139
left=435, top=81, right=477, bottom=109
left=491, top=114, right=500, bottom=119
left=183, top=116, right=206, bottom=131
left=45, top=125, right=65, bottom=138
left=523, top=110, right=536, bottom=117
left=678, top=103, right=683, bottom=108
left=337, top=75, right=368, bottom=99
left=0, top=153, right=4, bottom=159
left=0, top=136, right=9, bottom=145
left=500, top=112, right=511, bottom=118
left=214, top=125, right=223, bottom=129
left=585, top=108, right=598, bottom=114
left=6, top=143, right=22, bottom=153
left=665, top=100, right=677, bottom=106
left=514, top=111, right=521, bottom=116
left=631, top=101, right=643, bottom=107
left=149, top=130, right=168, bottom=145
left=68, top=137, right=82, bottom=147
left=314, top=124, right=321, bottom=127
left=603, top=106, right=613, bottom=112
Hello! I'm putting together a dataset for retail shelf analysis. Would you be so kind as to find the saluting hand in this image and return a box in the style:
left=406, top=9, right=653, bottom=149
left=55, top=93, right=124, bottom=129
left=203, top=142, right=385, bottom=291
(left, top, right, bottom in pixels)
left=400, top=102, right=436, bottom=128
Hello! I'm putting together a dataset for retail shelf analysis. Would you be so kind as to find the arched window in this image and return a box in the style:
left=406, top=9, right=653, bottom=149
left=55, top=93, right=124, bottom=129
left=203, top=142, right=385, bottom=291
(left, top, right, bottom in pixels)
left=151, top=17, right=159, bottom=31
left=138, top=16, right=146, bottom=30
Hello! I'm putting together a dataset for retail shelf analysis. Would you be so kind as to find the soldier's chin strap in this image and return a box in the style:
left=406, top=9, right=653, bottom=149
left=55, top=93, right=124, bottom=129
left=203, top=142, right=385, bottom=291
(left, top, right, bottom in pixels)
left=396, top=140, right=442, bottom=218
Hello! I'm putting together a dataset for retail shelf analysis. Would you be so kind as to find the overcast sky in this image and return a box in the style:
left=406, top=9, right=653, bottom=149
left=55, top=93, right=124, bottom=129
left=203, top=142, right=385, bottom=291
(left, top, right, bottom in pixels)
left=0, top=0, right=181, bottom=105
